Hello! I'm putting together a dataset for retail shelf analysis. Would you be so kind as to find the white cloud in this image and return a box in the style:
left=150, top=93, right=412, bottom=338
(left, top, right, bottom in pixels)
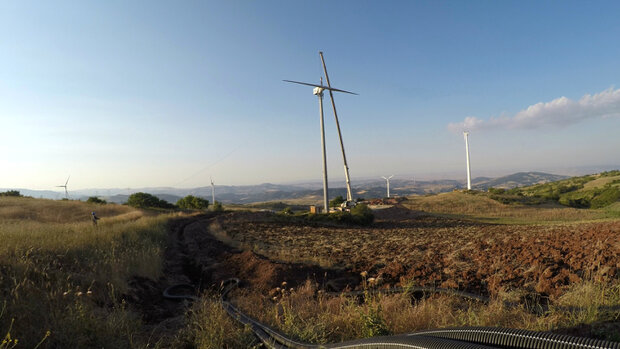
left=448, top=87, right=620, bottom=132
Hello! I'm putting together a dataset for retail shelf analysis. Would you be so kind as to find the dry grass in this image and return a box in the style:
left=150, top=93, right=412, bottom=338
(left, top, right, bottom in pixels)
left=0, top=197, right=172, bottom=348
left=3, top=194, right=616, bottom=347
left=402, top=192, right=604, bottom=224
left=0, top=196, right=133, bottom=223
left=173, top=296, right=257, bottom=349
left=230, top=279, right=620, bottom=344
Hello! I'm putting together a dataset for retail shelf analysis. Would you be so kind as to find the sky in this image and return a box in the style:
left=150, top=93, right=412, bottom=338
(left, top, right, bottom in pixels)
left=1, top=1, right=620, bottom=190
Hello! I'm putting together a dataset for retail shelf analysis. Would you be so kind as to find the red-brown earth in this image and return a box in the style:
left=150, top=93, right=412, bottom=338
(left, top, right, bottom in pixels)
left=206, top=207, right=619, bottom=299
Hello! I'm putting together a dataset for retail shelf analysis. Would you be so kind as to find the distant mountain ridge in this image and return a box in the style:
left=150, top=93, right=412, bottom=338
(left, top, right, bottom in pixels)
left=2, top=171, right=574, bottom=204
left=472, top=172, right=569, bottom=190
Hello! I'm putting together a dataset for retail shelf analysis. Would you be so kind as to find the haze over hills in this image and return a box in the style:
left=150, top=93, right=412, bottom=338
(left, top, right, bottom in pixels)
left=472, top=172, right=569, bottom=190
left=2, top=171, right=573, bottom=205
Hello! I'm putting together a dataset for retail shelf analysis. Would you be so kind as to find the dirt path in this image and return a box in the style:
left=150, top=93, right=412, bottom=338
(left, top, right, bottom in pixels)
left=127, top=213, right=358, bottom=345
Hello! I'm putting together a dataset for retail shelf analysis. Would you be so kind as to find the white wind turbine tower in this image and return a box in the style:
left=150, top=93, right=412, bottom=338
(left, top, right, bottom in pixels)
left=285, top=69, right=357, bottom=213
left=210, top=176, right=215, bottom=206
left=319, top=51, right=355, bottom=203
left=382, top=175, right=394, bottom=198
left=56, top=176, right=70, bottom=199
left=463, top=131, right=472, bottom=190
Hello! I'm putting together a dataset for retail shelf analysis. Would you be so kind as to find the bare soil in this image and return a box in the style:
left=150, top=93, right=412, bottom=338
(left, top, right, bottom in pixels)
left=207, top=206, right=619, bottom=299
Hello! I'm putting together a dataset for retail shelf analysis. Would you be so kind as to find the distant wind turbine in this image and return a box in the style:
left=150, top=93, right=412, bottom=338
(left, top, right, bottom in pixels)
left=56, top=176, right=70, bottom=199
left=381, top=175, right=394, bottom=198
left=463, top=131, right=472, bottom=190
left=210, top=176, right=215, bottom=206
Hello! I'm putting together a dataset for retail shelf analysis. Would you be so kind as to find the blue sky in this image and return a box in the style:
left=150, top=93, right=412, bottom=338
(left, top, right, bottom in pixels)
left=2, top=1, right=619, bottom=189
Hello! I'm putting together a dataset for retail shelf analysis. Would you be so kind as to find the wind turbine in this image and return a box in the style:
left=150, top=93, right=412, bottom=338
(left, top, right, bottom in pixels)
left=381, top=175, right=394, bottom=198
left=56, top=176, right=70, bottom=199
left=319, top=51, right=354, bottom=203
left=210, top=176, right=215, bottom=206
left=284, top=77, right=357, bottom=213
left=463, top=131, right=472, bottom=190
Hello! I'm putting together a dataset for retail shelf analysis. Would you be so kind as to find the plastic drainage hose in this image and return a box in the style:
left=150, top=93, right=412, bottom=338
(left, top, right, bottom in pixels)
left=409, top=327, right=620, bottom=349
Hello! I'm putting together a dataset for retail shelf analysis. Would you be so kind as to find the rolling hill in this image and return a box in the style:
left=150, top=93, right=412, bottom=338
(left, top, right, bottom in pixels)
left=0, top=171, right=595, bottom=205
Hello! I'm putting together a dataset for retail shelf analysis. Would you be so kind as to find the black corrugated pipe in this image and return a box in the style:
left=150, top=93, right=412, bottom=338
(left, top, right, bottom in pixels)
left=409, top=328, right=619, bottom=349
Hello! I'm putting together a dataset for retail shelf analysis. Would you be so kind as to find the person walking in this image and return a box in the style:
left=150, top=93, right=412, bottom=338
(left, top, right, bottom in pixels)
left=91, top=211, right=100, bottom=226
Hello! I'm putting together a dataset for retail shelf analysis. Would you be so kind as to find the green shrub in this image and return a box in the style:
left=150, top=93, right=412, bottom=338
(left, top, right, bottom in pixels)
left=489, top=194, right=515, bottom=204
left=557, top=184, right=582, bottom=194
left=86, top=196, right=107, bottom=204
left=329, top=195, right=345, bottom=207
left=360, top=304, right=390, bottom=338
left=212, top=201, right=223, bottom=212
left=600, top=170, right=620, bottom=177
left=328, top=211, right=352, bottom=223
left=591, top=187, right=620, bottom=208
left=0, top=190, right=21, bottom=197
left=351, top=204, right=374, bottom=225
left=177, top=195, right=209, bottom=210
left=280, top=207, right=294, bottom=215
left=488, top=187, right=505, bottom=195
left=558, top=195, right=591, bottom=208
left=127, top=192, right=174, bottom=209
left=303, top=205, right=374, bottom=226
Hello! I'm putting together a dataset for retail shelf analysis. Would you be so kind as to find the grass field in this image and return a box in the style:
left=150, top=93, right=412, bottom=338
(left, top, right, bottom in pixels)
left=230, top=279, right=620, bottom=344
left=2, top=184, right=619, bottom=348
left=0, top=197, right=171, bottom=348
left=401, top=191, right=620, bottom=224
left=581, top=175, right=620, bottom=190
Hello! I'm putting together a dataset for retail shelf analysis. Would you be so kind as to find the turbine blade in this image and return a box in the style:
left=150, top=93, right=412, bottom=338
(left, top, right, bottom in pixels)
left=65, top=176, right=70, bottom=186
left=283, top=80, right=323, bottom=88
left=283, top=80, right=358, bottom=95
left=326, top=86, right=358, bottom=95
